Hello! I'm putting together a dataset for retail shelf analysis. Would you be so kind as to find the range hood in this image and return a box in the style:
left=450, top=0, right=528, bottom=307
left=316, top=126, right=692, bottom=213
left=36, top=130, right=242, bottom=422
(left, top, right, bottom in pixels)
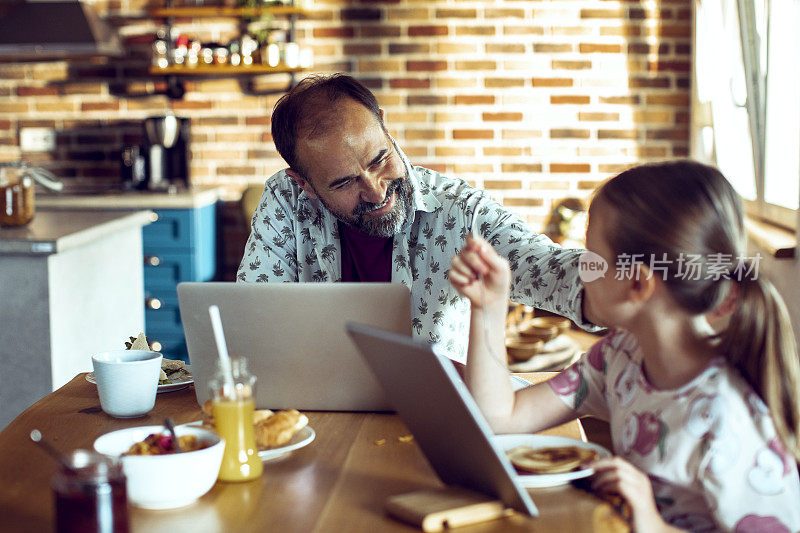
left=0, top=0, right=123, bottom=60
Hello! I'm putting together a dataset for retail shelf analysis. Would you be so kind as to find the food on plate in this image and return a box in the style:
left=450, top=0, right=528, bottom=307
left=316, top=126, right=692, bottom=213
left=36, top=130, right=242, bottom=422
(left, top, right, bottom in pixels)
left=124, top=431, right=209, bottom=456
left=201, top=399, right=306, bottom=449
left=125, top=332, right=151, bottom=351
left=158, top=358, right=191, bottom=385
left=253, top=408, right=275, bottom=425
left=506, top=445, right=598, bottom=474
left=254, top=409, right=309, bottom=448
left=123, top=332, right=192, bottom=385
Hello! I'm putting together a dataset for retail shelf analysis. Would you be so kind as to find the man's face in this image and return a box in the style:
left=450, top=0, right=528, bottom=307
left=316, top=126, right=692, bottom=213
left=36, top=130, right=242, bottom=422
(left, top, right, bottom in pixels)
left=287, top=99, right=411, bottom=237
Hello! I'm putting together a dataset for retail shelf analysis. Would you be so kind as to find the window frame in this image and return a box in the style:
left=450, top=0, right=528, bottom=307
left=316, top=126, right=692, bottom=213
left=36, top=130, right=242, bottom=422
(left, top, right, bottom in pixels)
left=693, top=0, right=800, bottom=232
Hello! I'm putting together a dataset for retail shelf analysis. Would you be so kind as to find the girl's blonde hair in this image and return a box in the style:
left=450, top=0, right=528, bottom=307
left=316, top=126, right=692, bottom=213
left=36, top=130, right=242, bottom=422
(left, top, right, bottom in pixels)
left=595, top=160, right=800, bottom=460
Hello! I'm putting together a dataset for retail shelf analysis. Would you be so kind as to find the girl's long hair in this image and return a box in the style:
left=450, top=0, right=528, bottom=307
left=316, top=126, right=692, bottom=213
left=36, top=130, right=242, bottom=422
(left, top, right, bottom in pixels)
left=595, top=160, right=800, bottom=460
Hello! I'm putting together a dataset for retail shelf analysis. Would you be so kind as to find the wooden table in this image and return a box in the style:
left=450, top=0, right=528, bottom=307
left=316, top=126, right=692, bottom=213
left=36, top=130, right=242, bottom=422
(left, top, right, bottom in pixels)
left=0, top=374, right=627, bottom=533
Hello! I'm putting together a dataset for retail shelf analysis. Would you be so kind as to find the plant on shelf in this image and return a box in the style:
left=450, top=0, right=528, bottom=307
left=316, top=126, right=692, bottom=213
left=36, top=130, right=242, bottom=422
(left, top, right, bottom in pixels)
left=246, top=14, right=275, bottom=46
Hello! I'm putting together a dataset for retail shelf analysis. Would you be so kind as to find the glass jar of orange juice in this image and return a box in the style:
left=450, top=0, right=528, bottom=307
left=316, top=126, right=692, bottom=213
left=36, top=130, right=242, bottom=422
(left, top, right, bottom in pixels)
left=209, top=357, right=263, bottom=482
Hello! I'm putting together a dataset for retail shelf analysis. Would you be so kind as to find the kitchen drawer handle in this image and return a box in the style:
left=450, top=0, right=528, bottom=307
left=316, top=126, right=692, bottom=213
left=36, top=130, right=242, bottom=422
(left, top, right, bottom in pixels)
left=150, top=340, right=162, bottom=352
left=144, top=255, right=161, bottom=267
left=146, top=297, right=163, bottom=310
left=149, top=212, right=159, bottom=223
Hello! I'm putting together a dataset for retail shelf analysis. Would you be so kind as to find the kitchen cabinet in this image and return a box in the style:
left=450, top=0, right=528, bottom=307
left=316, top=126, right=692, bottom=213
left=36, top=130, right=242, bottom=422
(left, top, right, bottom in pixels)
left=37, top=188, right=220, bottom=363
left=0, top=209, right=153, bottom=430
left=143, top=204, right=217, bottom=361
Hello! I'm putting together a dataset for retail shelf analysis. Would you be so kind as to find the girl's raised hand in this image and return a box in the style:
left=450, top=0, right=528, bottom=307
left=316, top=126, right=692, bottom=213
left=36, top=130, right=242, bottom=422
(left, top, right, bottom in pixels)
left=591, top=457, right=677, bottom=533
left=449, top=234, right=511, bottom=310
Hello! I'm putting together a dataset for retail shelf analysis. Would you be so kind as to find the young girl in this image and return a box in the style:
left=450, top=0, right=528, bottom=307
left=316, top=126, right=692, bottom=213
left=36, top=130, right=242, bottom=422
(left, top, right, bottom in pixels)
left=450, top=161, right=800, bottom=533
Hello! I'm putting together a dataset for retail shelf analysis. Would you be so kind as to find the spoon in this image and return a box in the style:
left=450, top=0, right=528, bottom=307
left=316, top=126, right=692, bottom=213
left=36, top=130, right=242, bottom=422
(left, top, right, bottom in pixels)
left=164, top=418, right=182, bottom=452
left=29, top=429, right=75, bottom=471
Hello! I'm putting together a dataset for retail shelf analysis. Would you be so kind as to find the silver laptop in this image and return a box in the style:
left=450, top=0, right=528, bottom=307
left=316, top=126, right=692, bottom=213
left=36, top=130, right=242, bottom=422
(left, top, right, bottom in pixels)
left=177, top=282, right=410, bottom=411
left=346, top=322, right=538, bottom=516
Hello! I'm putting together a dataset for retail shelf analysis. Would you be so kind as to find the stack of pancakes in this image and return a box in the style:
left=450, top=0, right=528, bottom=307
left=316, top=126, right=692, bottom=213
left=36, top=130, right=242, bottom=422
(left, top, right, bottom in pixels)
left=506, top=445, right=597, bottom=474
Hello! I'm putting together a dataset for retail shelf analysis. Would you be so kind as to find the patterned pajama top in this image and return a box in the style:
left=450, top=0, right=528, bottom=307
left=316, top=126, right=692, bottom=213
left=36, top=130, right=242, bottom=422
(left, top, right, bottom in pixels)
left=549, top=329, right=800, bottom=533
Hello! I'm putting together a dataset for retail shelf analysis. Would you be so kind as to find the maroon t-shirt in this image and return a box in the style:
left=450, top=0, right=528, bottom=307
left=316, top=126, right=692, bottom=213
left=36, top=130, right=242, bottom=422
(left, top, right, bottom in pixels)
left=338, top=221, right=393, bottom=282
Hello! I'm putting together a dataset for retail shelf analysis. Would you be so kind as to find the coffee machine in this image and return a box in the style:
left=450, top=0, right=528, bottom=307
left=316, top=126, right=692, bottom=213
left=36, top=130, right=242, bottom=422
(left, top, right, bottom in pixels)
left=140, top=114, right=189, bottom=191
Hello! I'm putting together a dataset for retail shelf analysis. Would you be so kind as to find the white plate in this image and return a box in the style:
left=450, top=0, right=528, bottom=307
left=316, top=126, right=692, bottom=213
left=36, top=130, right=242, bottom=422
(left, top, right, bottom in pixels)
left=493, top=434, right=611, bottom=488
left=511, top=375, right=532, bottom=391
left=508, top=336, right=581, bottom=373
left=86, top=367, right=193, bottom=393
left=257, top=426, right=316, bottom=461
left=182, top=421, right=316, bottom=462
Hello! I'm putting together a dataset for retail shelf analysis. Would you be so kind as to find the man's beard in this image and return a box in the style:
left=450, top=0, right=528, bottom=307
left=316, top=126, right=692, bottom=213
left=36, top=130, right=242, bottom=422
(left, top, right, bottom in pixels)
left=317, top=171, right=412, bottom=237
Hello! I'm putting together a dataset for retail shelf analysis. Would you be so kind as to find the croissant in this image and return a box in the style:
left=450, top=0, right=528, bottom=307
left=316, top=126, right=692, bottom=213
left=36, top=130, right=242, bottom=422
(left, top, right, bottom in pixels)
left=255, top=409, right=308, bottom=448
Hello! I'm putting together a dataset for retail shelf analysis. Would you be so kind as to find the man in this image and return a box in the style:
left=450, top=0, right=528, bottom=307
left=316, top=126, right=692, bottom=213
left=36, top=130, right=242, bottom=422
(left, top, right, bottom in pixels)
left=238, top=73, right=593, bottom=361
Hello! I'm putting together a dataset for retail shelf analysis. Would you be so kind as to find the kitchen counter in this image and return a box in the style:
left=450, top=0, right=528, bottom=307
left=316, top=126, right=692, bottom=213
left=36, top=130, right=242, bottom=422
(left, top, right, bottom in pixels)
left=36, top=186, right=221, bottom=210
left=36, top=190, right=222, bottom=361
left=0, top=209, right=153, bottom=430
left=0, top=209, right=155, bottom=254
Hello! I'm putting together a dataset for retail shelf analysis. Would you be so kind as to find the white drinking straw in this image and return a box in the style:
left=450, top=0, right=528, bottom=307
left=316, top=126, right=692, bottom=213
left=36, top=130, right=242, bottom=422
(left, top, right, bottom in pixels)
left=209, top=305, right=236, bottom=398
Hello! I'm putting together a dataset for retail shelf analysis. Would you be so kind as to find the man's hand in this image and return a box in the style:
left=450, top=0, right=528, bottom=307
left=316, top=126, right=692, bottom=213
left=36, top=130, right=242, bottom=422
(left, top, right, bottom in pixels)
left=591, top=457, right=682, bottom=533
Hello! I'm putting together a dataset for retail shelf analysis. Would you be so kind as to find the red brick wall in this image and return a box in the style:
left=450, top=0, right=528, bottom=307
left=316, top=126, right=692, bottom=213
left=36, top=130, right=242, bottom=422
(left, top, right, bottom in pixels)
left=0, top=0, right=691, bottom=279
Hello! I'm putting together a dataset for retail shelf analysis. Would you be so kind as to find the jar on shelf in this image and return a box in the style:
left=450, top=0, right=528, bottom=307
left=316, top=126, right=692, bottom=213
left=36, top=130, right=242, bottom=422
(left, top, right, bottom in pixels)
left=299, top=47, right=313, bottom=69
left=152, top=27, right=169, bottom=69
left=200, top=44, right=215, bottom=65
left=214, top=46, right=229, bottom=65
left=241, top=35, right=258, bottom=66
left=261, top=43, right=279, bottom=67
left=0, top=166, right=34, bottom=227
left=229, top=39, right=242, bottom=66
left=187, top=40, right=201, bottom=68
left=282, top=42, right=299, bottom=68
left=172, top=35, right=189, bottom=66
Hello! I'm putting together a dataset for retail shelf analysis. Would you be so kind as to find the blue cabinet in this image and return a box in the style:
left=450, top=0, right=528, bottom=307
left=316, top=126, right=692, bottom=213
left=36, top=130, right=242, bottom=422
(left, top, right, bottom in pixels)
left=143, top=204, right=216, bottom=362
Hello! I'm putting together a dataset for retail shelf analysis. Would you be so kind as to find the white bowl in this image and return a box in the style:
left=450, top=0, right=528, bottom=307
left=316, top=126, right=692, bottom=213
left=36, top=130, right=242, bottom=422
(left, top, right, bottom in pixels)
left=94, top=425, right=225, bottom=509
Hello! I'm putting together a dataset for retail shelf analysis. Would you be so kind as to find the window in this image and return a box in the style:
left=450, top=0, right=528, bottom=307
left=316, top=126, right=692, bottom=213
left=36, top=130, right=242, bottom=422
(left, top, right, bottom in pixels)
left=693, top=0, right=800, bottom=230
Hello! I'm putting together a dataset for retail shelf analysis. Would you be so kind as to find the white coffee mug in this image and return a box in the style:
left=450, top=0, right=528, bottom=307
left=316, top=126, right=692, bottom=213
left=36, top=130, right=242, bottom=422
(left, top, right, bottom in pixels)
left=92, top=350, right=162, bottom=418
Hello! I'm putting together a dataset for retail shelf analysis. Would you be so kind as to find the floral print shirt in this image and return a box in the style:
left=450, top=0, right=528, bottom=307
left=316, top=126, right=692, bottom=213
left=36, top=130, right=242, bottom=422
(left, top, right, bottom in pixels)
left=549, top=329, right=800, bottom=533
left=237, top=149, right=588, bottom=362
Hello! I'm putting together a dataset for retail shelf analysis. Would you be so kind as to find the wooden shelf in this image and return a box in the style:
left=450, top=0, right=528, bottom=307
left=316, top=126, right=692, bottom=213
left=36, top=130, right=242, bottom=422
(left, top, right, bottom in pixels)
left=149, top=64, right=304, bottom=75
left=148, top=6, right=309, bottom=18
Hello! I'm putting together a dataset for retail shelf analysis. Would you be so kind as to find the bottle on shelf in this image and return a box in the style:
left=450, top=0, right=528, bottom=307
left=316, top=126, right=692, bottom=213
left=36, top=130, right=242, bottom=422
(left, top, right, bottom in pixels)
left=283, top=41, right=299, bottom=68
left=229, top=39, right=242, bottom=66
left=147, top=5, right=310, bottom=73
left=152, top=27, right=169, bottom=69
left=299, top=46, right=313, bottom=69
left=264, top=42, right=279, bottom=67
left=241, top=34, right=258, bottom=66
left=173, top=34, right=189, bottom=66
